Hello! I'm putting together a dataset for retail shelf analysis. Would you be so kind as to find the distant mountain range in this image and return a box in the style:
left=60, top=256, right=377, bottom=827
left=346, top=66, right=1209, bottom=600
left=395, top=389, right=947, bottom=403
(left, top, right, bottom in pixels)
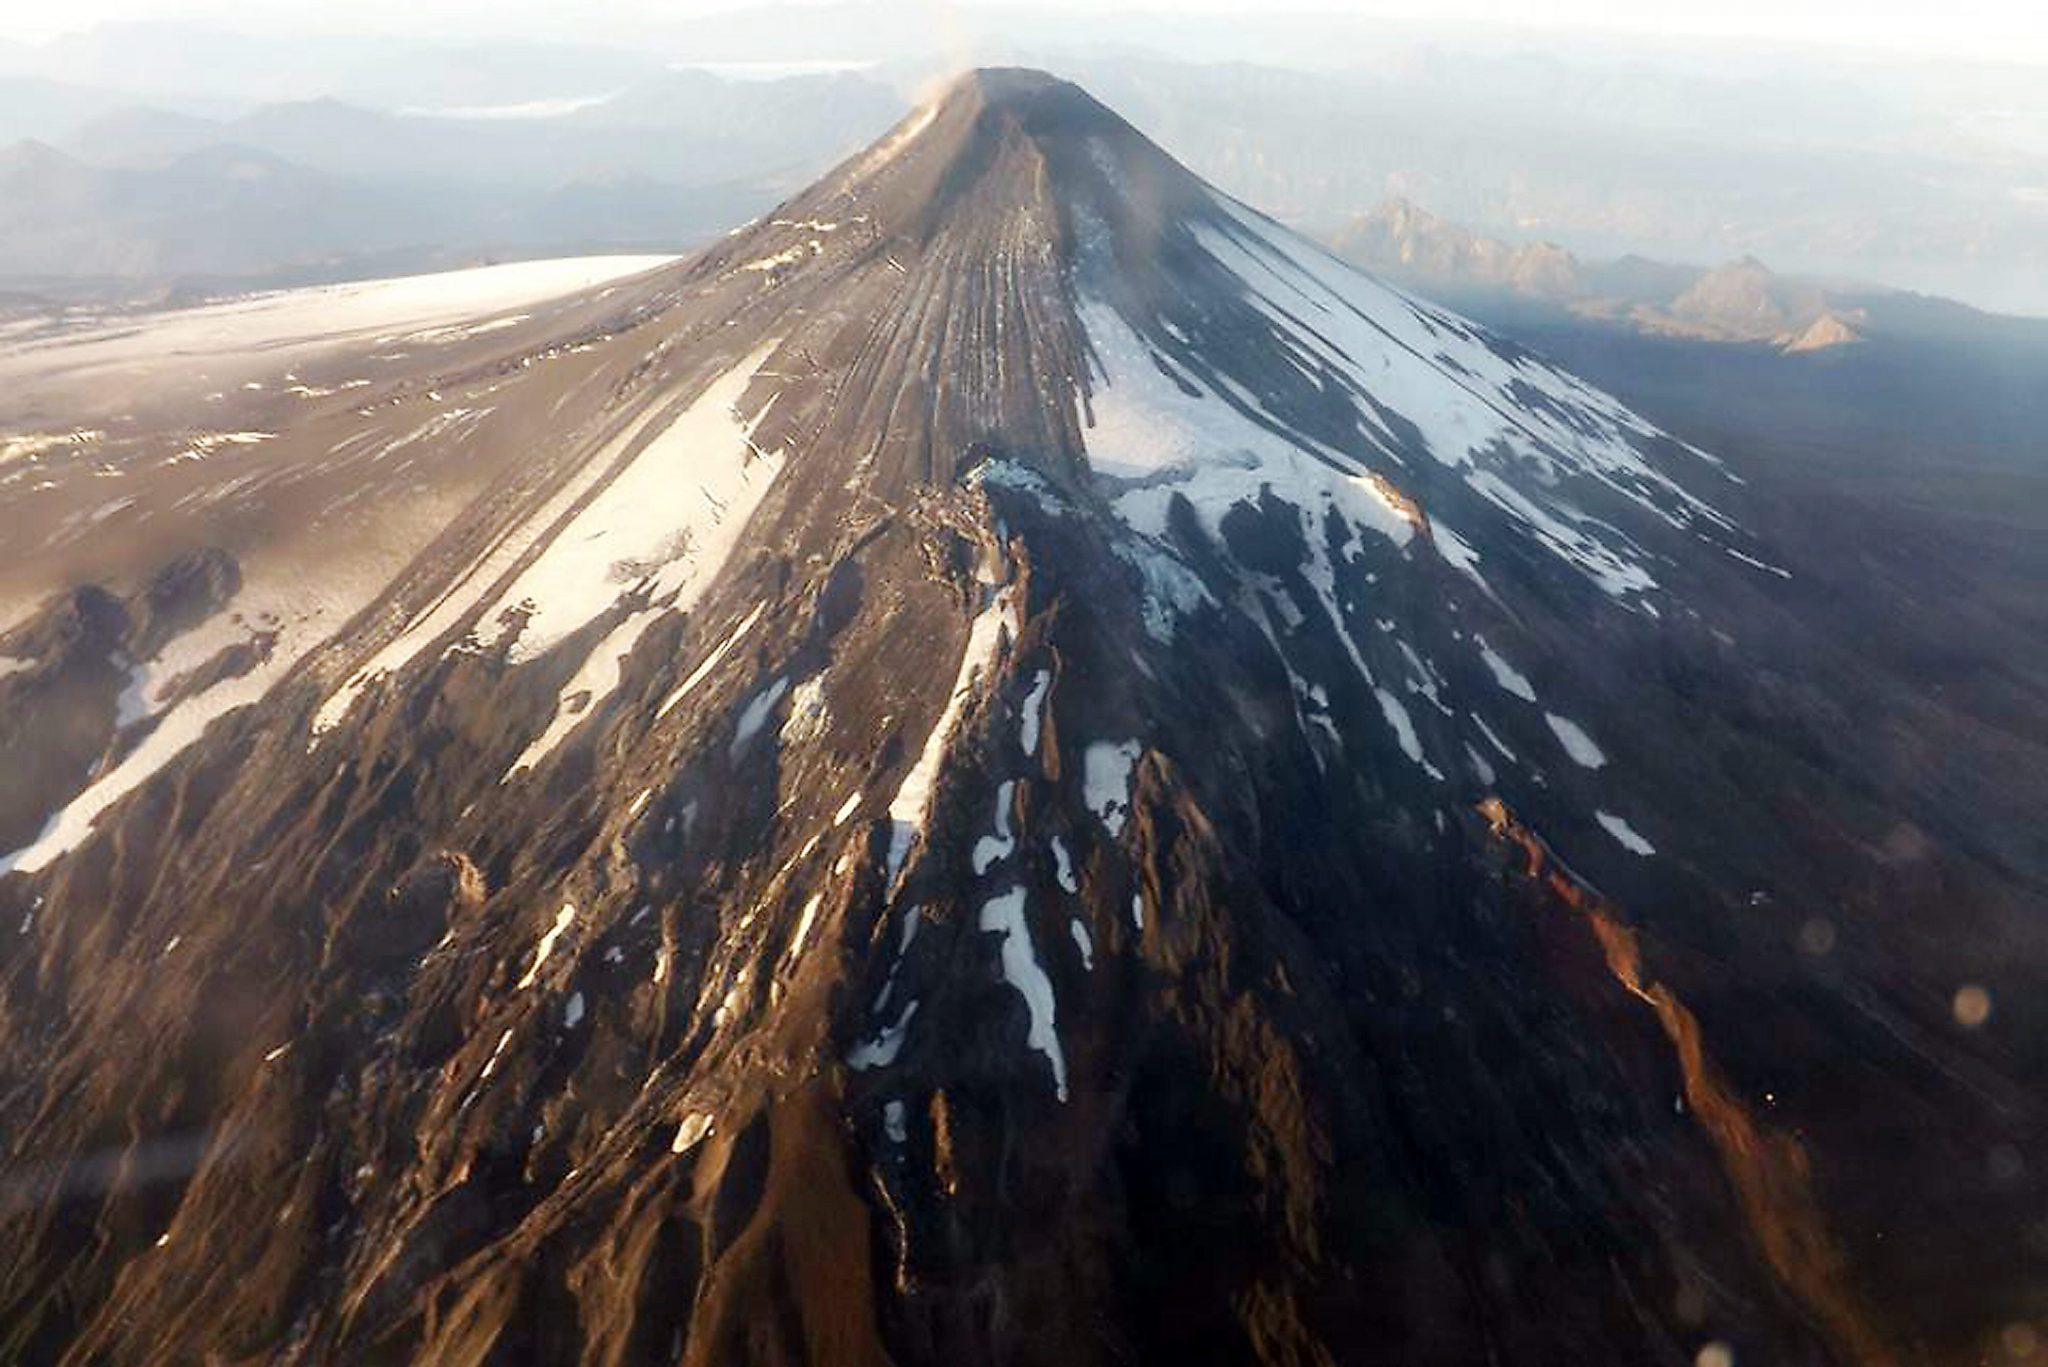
left=57, top=73, right=904, bottom=190
left=0, top=71, right=909, bottom=299
left=0, top=24, right=663, bottom=111
left=3, top=20, right=2045, bottom=315
left=0, top=133, right=766, bottom=291
left=1326, top=197, right=1879, bottom=352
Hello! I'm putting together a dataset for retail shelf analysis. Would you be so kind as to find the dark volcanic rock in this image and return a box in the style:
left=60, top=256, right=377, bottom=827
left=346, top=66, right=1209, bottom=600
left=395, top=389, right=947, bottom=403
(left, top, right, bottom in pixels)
left=0, top=548, right=242, bottom=852
left=0, top=69, right=2041, bottom=1367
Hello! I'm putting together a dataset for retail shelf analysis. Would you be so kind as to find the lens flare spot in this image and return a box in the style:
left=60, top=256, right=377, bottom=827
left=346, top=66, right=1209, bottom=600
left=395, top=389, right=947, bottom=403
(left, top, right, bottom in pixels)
left=1954, top=984, right=1993, bottom=1029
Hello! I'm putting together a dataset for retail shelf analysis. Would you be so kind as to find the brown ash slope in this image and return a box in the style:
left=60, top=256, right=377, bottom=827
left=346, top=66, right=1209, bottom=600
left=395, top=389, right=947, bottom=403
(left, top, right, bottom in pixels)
left=0, top=69, right=2043, bottom=1367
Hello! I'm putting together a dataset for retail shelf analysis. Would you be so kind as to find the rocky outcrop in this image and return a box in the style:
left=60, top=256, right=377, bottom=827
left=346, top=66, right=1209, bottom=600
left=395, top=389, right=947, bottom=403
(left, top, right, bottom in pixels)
left=1327, top=202, right=1874, bottom=351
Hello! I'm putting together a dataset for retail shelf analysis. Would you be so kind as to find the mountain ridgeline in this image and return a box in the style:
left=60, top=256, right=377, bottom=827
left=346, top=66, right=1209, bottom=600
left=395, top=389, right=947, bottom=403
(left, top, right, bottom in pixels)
left=0, top=70, right=2042, bottom=1367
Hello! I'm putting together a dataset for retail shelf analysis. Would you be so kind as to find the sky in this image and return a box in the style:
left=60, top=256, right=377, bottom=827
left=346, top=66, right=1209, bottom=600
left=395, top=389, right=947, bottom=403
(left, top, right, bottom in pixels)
left=0, top=0, right=2044, bottom=67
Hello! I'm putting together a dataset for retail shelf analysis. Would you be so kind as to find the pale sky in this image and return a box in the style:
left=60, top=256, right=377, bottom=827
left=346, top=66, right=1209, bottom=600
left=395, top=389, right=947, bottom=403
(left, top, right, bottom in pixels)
left=0, top=0, right=2044, bottom=67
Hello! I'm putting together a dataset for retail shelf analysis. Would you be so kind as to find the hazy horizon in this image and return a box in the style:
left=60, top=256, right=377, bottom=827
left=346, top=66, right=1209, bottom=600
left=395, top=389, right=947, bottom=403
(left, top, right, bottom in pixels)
left=1, top=0, right=2045, bottom=68
left=0, top=1, right=2043, bottom=316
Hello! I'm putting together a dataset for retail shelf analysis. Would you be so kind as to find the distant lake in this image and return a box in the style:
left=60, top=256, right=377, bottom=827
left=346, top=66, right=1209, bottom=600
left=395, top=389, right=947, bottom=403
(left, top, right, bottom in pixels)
left=669, top=61, right=880, bottom=81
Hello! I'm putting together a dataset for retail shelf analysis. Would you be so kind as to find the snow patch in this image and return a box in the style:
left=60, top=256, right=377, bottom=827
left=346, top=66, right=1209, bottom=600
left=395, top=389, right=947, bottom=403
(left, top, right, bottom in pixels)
left=1429, top=519, right=1489, bottom=591
left=671, top=1112, right=714, bottom=1155
left=0, top=428, right=102, bottom=465
left=1472, top=714, right=1518, bottom=763
left=503, top=609, right=661, bottom=777
left=12, top=576, right=370, bottom=872
left=729, top=676, right=789, bottom=759
left=1374, top=688, right=1444, bottom=779
left=0, top=258, right=671, bottom=423
left=1050, top=836, right=1079, bottom=893
left=713, top=968, right=750, bottom=1028
left=167, top=431, right=273, bottom=465
left=884, top=584, right=1018, bottom=880
left=480, top=1027, right=514, bottom=1080
left=971, top=780, right=1018, bottom=875
left=1075, top=292, right=1431, bottom=655
left=781, top=674, right=828, bottom=745
left=1545, top=713, right=1607, bottom=769
left=848, top=1000, right=918, bottom=1071
left=1475, top=636, right=1537, bottom=702
left=312, top=399, right=685, bottom=740
left=397, top=314, right=529, bottom=345
left=1725, top=545, right=1793, bottom=578
left=658, top=603, right=766, bottom=717
left=517, top=903, right=577, bottom=990
left=1110, top=538, right=1215, bottom=643
left=978, top=887, right=1068, bottom=1102
left=113, top=596, right=270, bottom=730
left=1079, top=294, right=1420, bottom=559
left=788, top=893, right=824, bottom=959
left=1464, top=743, right=1497, bottom=786
left=1018, top=668, right=1051, bottom=756
left=739, top=245, right=808, bottom=274
left=1182, top=200, right=1737, bottom=601
left=1597, top=811, right=1657, bottom=855
left=1082, top=740, right=1141, bottom=836
left=476, top=340, right=785, bottom=665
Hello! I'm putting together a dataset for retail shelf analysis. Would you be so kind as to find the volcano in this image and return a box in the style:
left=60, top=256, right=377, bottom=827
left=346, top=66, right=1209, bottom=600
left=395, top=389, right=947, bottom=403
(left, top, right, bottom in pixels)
left=1, top=70, right=2043, bottom=1367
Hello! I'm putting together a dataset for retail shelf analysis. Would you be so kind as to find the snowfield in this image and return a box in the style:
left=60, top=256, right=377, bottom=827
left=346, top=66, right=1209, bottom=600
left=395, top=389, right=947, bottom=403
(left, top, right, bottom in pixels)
left=0, top=256, right=675, bottom=404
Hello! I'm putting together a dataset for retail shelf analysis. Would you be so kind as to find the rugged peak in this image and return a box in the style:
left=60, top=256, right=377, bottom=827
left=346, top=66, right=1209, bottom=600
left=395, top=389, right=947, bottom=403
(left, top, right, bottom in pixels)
left=904, top=66, right=1141, bottom=156
left=789, top=66, right=1194, bottom=235
left=929, top=66, right=1092, bottom=116
left=1780, top=309, right=1865, bottom=353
